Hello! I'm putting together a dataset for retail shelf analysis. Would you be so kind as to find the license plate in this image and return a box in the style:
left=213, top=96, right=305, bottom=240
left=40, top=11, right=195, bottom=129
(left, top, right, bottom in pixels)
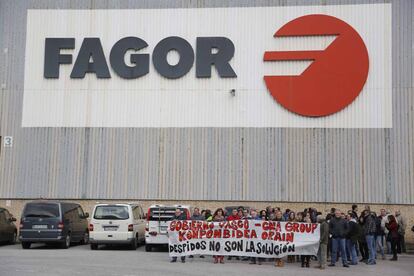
left=104, top=226, right=118, bottom=231
left=32, top=225, right=48, bottom=229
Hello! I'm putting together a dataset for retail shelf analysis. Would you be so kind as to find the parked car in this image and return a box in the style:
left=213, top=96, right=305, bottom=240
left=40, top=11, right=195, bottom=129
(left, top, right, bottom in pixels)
left=19, top=201, right=89, bottom=249
left=145, top=204, right=191, bottom=252
left=0, top=207, right=17, bottom=244
left=89, top=203, right=146, bottom=250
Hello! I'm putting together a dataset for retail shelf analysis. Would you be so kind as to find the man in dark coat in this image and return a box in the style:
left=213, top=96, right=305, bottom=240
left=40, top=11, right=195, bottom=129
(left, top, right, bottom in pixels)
left=328, top=210, right=349, bottom=267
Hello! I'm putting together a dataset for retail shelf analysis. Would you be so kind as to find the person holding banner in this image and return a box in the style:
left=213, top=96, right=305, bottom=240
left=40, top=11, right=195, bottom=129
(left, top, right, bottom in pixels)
left=301, top=215, right=313, bottom=268
left=249, top=210, right=264, bottom=265
left=170, top=209, right=187, bottom=263
left=189, top=208, right=205, bottom=259
left=328, top=209, right=349, bottom=267
left=212, top=208, right=226, bottom=264
left=227, top=209, right=241, bottom=261
left=273, top=210, right=285, bottom=267
left=287, top=211, right=297, bottom=264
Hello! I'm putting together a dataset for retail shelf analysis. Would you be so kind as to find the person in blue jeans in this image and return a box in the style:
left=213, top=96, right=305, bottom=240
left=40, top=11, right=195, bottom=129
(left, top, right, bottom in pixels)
left=362, top=210, right=377, bottom=265
left=328, top=210, right=349, bottom=267
left=346, top=213, right=359, bottom=265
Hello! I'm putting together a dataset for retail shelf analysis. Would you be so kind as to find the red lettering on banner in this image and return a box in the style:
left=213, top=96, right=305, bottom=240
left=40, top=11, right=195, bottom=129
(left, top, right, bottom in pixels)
left=213, top=229, right=222, bottom=238
left=170, top=221, right=176, bottom=231
left=178, top=231, right=186, bottom=242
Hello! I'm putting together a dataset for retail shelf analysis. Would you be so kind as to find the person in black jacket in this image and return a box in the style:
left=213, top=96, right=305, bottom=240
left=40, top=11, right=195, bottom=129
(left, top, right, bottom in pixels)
left=375, top=210, right=386, bottom=260
left=363, top=210, right=377, bottom=265
left=358, top=211, right=369, bottom=263
left=346, top=213, right=359, bottom=265
left=328, top=210, right=349, bottom=267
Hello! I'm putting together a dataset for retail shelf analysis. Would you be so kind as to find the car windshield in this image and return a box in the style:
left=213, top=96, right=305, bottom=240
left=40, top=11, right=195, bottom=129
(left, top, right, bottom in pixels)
left=94, top=206, right=129, bottom=220
left=23, top=203, right=60, bottom=218
left=148, top=207, right=187, bottom=221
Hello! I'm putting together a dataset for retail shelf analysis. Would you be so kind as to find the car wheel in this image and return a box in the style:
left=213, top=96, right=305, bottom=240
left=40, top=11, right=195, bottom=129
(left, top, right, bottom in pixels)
left=145, top=244, right=152, bottom=252
left=10, top=232, right=17, bottom=245
left=61, top=233, right=71, bottom=249
left=21, top=242, right=31, bottom=249
left=130, top=238, right=138, bottom=250
left=90, top=243, right=98, bottom=250
left=80, top=231, right=89, bottom=245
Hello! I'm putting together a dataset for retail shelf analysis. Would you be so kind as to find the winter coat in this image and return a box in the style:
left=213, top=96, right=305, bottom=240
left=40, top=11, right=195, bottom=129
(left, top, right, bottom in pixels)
left=227, top=215, right=240, bottom=221
left=386, top=221, right=399, bottom=240
left=329, top=216, right=348, bottom=238
left=395, top=214, right=407, bottom=235
left=347, top=220, right=360, bottom=243
left=190, top=214, right=205, bottom=221
left=213, top=215, right=225, bottom=222
left=319, top=219, right=329, bottom=245
left=375, top=216, right=385, bottom=236
left=173, top=213, right=187, bottom=221
left=363, top=213, right=377, bottom=235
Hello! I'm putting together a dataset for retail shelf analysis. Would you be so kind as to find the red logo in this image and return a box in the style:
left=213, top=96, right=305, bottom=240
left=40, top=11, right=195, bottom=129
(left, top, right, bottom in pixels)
left=264, top=14, right=369, bottom=117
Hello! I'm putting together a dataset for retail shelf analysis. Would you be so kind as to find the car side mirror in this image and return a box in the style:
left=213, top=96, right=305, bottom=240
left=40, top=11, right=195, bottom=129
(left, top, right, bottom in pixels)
left=84, top=212, right=89, bottom=218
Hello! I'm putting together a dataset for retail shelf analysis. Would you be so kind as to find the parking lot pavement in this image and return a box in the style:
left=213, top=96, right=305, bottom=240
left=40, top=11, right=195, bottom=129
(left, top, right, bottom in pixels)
left=0, top=243, right=413, bottom=276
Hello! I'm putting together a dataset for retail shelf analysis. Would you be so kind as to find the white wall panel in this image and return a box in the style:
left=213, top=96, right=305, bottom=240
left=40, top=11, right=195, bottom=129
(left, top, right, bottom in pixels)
left=22, top=4, right=391, bottom=128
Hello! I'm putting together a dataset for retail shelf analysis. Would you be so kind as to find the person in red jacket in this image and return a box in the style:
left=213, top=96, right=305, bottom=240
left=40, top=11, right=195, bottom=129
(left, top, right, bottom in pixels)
left=385, top=215, right=399, bottom=261
left=212, top=208, right=226, bottom=264
left=227, top=209, right=240, bottom=221
left=227, top=209, right=241, bottom=261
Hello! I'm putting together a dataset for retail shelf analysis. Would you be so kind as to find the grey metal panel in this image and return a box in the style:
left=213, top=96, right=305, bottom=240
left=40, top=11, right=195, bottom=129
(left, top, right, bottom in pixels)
left=0, top=0, right=413, bottom=204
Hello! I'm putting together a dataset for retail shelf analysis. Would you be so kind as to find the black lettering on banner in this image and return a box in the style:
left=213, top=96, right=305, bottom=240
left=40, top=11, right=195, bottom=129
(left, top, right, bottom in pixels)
left=224, top=241, right=231, bottom=252
left=224, top=240, right=243, bottom=252
left=110, top=36, right=149, bottom=79
left=209, top=241, right=221, bottom=252
left=44, top=38, right=75, bottom=78
left=70, top=38, right=111, bottom=78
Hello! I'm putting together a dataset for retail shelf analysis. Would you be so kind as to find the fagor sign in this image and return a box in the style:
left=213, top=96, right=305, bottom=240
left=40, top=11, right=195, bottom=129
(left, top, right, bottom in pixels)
left=23, top=5, right=391, bottom=128
left=44, top=37, right=237, bottom=79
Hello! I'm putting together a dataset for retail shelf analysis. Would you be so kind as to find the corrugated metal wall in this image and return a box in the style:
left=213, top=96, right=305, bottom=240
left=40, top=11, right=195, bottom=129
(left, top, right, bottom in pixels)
left=0, top=0, right=413, bottom=204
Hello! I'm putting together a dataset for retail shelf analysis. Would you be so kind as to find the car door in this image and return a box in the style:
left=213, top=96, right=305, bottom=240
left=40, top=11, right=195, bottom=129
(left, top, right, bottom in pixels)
left=76, top=206, right=87, bottom=238
left=66, top=208, right=77, bottom=239
left=137, top=206, right=146, bottom=240
left=72, top=207, right=81, bottom=240
left=131, top=206, right=139, bottom=235
left=3, top=210, right=15, bottom=241
left=0, top=211, right=6, bottom=242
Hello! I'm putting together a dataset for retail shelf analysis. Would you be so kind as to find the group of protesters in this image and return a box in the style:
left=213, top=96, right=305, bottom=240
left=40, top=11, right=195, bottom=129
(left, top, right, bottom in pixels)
left=170, top=204, right=410, bottom=269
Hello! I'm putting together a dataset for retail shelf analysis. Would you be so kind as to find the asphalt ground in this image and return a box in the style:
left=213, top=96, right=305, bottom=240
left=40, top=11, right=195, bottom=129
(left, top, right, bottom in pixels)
left=0, top=243, right=413, bottom=276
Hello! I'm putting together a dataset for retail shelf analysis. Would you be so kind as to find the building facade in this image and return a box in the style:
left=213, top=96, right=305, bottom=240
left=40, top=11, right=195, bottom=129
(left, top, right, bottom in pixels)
left=0, top=0, right=413, bottom=241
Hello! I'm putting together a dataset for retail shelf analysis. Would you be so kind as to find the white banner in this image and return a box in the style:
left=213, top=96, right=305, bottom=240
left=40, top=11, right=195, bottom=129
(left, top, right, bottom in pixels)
left=168, top=220, right=320, bottom=258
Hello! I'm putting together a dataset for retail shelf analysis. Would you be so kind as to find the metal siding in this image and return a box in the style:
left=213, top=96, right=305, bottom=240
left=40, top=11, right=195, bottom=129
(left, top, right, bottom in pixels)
left=0, top=0, right=413, bottom=204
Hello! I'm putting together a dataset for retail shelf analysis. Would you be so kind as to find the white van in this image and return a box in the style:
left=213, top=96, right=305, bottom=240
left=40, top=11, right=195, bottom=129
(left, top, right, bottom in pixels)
left=89, top=203, right=146, bottom=250
left=145, top=205, right=191, bottom=252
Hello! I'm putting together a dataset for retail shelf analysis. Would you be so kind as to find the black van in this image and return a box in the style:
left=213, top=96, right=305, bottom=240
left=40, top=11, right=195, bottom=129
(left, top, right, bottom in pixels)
left=19, top=201, right=89, bottom=249
left=0, top=207, right=17, bottom=244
